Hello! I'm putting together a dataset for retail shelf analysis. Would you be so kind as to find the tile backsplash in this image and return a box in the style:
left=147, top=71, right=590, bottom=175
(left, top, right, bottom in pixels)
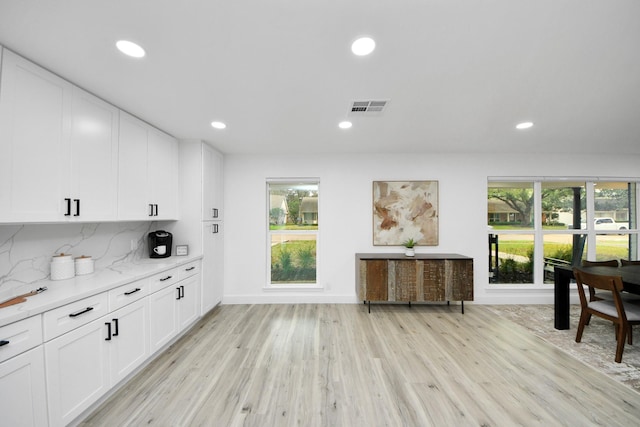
left=0, top=222, right=168, bottom=290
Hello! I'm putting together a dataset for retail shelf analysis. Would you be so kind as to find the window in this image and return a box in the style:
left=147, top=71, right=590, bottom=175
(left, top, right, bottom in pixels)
left=267, top=180, right=318, bottom=287
left=488, top=179, right=639, bottom=285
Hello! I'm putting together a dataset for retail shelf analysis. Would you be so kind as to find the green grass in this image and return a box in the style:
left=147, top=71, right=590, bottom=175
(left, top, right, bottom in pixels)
left=269, top=225, right=318, bottom=230
left=489, top=224, right=568, bottom=231
left=497, top=240, right=629, bottom=260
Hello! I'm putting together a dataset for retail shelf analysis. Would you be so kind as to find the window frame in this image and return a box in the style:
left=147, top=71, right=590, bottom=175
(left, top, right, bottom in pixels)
left=488, top=177, right=640, bottom=288
left=265, top=178, right=321, bottom=290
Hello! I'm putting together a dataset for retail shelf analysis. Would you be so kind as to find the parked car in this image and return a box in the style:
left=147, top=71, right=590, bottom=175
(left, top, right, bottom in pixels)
left=581, top=217, right=629, bottom=230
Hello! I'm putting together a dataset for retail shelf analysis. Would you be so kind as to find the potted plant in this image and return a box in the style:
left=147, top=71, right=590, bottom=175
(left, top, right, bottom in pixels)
left=403, top=238, right=417, bottom=257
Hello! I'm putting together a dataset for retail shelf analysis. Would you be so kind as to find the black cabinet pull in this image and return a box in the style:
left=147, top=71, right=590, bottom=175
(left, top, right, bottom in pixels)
left=105, top=322, right=112, bottom=341
left=176, top=287, right=182, bottom=300
left=160, top=275, right=173, bottom=282
left=64, top=198, right=71, bottom=216
left=0, top=340, right=9, bottom=347
left=73, top=199, right=80, bottom=216
left=212, top=223, right=219, bottom=234
left=154, top=204, right=159, bottom=216
left=185, top=267, right=195, bottom=272
left=180, top=285, right=185, bottom=299
left=149, top=204, right=154, bottom=216
left=112, top=318, right=119, bottom=337
left=124, top=288, right=141, bottom=296
left=212, top=208, right=218, bottom=218
left=69, top=306, right=94, bottom=318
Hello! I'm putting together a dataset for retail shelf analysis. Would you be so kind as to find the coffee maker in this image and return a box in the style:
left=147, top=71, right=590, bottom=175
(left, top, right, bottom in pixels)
left=148, top=230, right=172, bottom=258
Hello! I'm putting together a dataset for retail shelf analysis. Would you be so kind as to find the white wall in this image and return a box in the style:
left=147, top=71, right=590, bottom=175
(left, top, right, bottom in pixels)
left=223, top=151, right=640, bottom=305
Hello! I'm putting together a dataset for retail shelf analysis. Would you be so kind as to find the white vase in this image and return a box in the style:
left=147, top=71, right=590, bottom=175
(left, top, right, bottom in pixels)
left=405, top=248, right=415, bottom=257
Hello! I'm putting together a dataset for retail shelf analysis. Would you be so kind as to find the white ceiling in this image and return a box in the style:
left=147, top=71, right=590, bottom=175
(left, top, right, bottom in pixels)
left=0, top=0, right=639, bottom=155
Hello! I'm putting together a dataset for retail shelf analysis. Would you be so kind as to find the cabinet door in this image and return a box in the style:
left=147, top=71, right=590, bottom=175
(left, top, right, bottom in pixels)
left=178, top=274, right=201, bottom=330
left=202, top=144, right=224, bottom=220
left=109, top=298, right=149, bottom=384
left=148, top=284, right=179, bottom=354
left=69, top=87, right=119, bottom=221
left=148, top=128, right=179, bottom=220
left=202, top=222, right=224, bottom=314
left=45, top=316, right=110, bottom=427
left=0, top=346, right=48, bottom=427
left=0, top=49, right=72, bottom=222
left=118, top=111, right=149, bottom=220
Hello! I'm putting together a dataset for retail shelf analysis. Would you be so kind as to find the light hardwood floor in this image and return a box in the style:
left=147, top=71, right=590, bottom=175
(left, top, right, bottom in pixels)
left=80, top=304, right=640, bottom=426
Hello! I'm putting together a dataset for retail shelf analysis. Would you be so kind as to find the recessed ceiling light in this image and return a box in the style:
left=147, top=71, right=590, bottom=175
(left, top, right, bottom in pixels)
left=351, top=37, right=375, bottom=56
left=116, top=40, right=146, bottom=58
left=211, top=121, right=226, bottom=129
left=516, top=121, right=534, bottom=130
left=339, top=121, right=353, bottom=129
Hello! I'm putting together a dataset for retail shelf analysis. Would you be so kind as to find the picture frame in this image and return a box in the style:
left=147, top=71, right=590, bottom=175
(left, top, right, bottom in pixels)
left=372, top=180, right=439, bottom=246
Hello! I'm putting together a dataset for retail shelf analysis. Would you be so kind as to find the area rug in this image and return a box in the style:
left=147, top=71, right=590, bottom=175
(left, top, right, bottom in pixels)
left=487, top=304, right=640, bottom=393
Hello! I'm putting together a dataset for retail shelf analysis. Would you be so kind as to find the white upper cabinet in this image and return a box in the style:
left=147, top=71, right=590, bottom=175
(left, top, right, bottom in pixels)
left=118, top=112, right=179, bottom=221
left=0, top=49, right=118, bottom=223
left=148, top=127, right=179, bottom=220
left=202, top=144, right=223, bottom=221
left=69, top=87, right=119, bottom=221
left=118, top=112, right=149, bottom=220
left=0, top=49, right=72, bottom=222
left=0, top=48, right=177, bottom=223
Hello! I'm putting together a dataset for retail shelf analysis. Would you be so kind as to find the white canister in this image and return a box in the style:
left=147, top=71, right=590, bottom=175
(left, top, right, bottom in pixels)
left=74, top=255, right=95, bottom=275
left=50, top=253, right=75, bottom=280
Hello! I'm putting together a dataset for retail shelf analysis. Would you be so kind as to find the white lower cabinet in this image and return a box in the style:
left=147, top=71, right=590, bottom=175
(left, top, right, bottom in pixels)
left=148, top=282, right=179, bottom=354
left=2, top=261, right=201, bottom=427
left=0, top=346, right=48, bottom=427
left=44, top=314, right=110, bottom=427
left=44, top=297, right=149, bottom=427
left=149, top=272, right=201, bottom=354
left=177, top=275, right=200, bottom=330
left=109, top=298, right=150, bottom=384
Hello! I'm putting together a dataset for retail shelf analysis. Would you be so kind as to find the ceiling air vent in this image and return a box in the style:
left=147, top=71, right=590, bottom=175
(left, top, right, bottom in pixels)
left=349, top=100, right=389, bottom=114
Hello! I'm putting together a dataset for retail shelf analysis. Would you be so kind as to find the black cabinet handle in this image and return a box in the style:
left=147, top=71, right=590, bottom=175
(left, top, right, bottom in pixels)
left=112, top=318, right=119, bottom=337
left=149, top=204, right=154, bottom=216
left=176, top=287, right=182, bottom=300
left=185, top=267, right=195, bottom=272
left=69, top=306, right=94, bottom=318
left=180, top=285, right=185, bottom=299
left=160, top=275, right=173, bottom=282
left=154, top=204, right=159, bottom=216
left=212, top=223, right=219, bottom=234
left=124, top=288, right=141, bottom=296
left=64, top=198, right=71, bottom=216
left=212, top=208, right=218, bottom=218
left=73, top=199, right=80, bottom=216
left=0, top=340, right=9, bottom=347
left=105, top=322, right=112, bottom=341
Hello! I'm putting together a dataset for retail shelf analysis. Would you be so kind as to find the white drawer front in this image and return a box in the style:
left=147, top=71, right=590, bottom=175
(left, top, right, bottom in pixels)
left=43, top=292, right=109, bottom=341
left=109, top=279, right=149, bottom=312
left=148, top=268, right=180, bottom=294
left=0, top=315, right=43, bottom=363
left=178, top=261, right=201, bottom=281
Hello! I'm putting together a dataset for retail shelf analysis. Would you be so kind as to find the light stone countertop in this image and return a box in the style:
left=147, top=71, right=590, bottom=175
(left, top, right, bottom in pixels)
left=0, top=255, right=203, bottom=327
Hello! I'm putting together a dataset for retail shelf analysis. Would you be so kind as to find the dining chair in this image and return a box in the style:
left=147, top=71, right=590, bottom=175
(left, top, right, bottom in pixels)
left=573, top=268, right=640, bottom=363
left=581, top=260, right=620, bottom=302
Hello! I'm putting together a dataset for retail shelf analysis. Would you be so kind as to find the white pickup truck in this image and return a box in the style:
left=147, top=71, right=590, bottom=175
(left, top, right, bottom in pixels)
left=581, top=217, right=629, bottom=230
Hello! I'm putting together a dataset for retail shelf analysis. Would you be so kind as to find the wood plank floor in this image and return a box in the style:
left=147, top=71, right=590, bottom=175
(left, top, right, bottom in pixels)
left=80, top=304, right=640, bottom=426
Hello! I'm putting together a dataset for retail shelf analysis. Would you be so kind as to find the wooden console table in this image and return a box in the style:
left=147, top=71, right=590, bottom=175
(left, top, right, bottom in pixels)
left=356, top=253, right=474, bottom=313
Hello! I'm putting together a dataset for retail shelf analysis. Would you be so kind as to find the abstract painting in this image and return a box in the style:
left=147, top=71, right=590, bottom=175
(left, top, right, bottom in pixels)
left=373, top=181, right=439, bottom=246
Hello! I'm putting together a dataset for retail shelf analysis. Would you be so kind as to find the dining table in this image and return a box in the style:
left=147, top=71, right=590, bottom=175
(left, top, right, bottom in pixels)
left=553, top=264, right=640, bottom=330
